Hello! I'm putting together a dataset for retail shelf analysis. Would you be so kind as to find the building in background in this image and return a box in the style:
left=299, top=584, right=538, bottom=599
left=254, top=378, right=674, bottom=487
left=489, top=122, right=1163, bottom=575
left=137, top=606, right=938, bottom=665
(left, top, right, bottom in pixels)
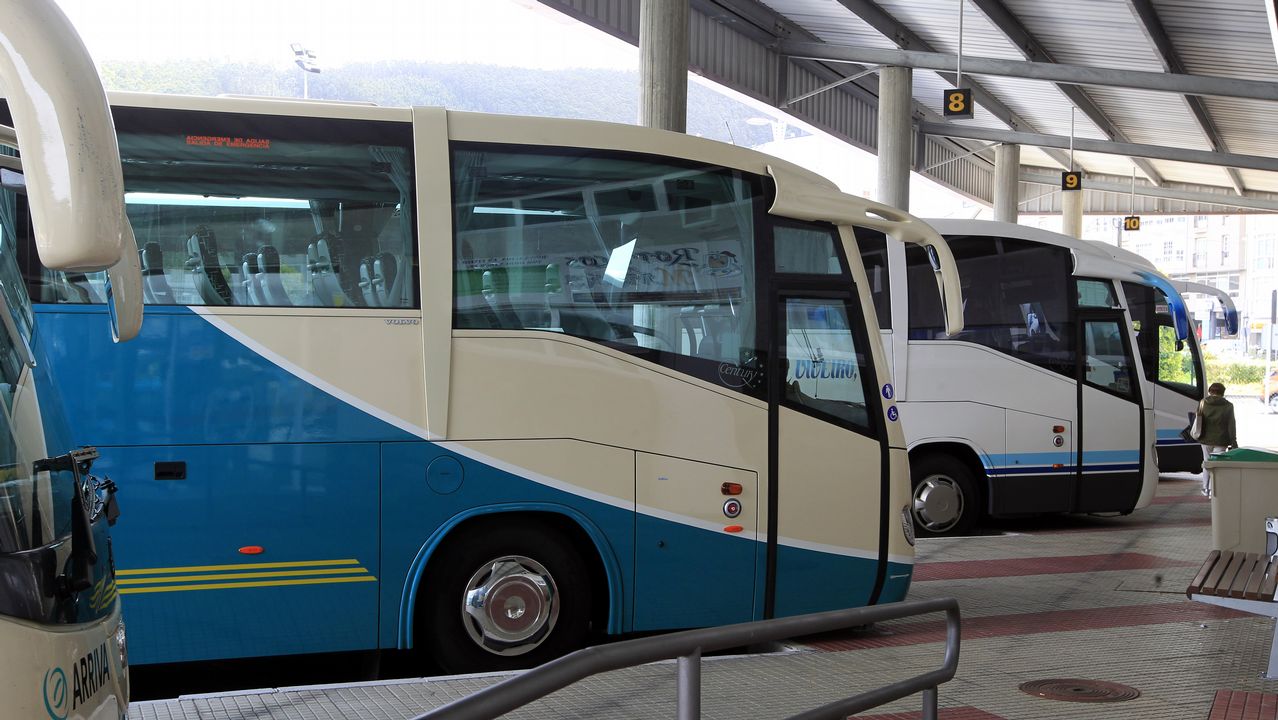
left=1024, top=213, right=1278, bottom=353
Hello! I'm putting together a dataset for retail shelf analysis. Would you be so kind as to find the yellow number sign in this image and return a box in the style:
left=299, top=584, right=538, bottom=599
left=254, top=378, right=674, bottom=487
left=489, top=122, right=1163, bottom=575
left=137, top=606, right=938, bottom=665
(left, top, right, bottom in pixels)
left=942, top=88, right=973, bottom=119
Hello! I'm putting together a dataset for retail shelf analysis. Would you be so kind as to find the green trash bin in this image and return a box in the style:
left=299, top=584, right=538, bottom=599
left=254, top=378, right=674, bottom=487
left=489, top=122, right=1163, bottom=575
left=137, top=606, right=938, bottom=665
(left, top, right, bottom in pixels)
left=1207, top=448, right=1278, bottom=554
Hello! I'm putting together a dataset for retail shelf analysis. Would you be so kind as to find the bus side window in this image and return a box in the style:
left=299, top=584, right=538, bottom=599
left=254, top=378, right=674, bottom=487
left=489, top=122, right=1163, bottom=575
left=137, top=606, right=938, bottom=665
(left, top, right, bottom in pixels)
left=26, top=109, right=423, bottom=311
left=451, top=144, right=767, bottom=396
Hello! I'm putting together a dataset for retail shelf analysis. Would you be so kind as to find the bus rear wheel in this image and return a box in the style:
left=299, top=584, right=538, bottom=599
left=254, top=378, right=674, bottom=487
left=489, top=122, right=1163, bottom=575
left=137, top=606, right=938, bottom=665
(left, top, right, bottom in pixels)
left=421, top=522, right=591, bottom=674
left=910, top=455, right=979, bottom=537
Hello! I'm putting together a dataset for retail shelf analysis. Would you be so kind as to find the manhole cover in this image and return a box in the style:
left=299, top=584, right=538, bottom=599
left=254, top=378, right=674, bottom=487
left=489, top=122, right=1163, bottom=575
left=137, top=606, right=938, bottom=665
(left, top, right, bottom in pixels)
left=1019, top=679, right=1141, bottom=703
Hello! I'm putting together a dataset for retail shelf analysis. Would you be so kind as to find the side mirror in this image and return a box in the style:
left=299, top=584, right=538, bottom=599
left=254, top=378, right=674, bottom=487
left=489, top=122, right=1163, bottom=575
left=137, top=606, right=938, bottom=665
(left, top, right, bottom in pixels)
left=105, top=224, right=143, bottom=342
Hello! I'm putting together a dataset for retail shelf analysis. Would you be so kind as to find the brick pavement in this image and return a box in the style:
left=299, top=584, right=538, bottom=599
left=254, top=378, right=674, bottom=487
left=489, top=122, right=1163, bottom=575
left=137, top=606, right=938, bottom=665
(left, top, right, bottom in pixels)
left=781, top=473, right=1278, bottom=719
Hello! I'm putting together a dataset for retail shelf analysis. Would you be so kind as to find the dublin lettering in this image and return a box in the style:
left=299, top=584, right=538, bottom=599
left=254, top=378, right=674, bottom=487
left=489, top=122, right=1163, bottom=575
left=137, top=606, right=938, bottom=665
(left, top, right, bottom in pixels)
left=793, top=359, right=858, bottom=380
left=71, top=643, right=110, bottom=710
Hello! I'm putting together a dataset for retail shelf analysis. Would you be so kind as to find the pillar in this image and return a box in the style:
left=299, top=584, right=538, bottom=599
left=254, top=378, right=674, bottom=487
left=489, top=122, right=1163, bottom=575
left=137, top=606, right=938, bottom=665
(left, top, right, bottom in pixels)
left=993, top=143, right=1021, bottom=224
left=1062, top=185, right=1084, bottom=238
left=639, top=0, right=689, bottom=132
left=876, top=66, right=913, bottom=210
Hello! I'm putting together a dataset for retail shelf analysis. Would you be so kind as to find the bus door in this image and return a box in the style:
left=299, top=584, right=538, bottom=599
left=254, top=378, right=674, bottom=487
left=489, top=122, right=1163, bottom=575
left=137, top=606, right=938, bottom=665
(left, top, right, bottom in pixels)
left=1075, top=309, right=1145, bottom=512
left=767, top=280, right=888, bottom=617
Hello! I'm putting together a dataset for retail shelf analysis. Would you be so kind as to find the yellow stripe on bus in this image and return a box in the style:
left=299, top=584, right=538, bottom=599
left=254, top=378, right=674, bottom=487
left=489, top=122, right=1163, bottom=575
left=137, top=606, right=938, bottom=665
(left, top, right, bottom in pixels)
left=118, top=575, right=378, bottom=595
left=117, top=567, right=371, bottom=585
left=117, top=558, right=362, bottom=576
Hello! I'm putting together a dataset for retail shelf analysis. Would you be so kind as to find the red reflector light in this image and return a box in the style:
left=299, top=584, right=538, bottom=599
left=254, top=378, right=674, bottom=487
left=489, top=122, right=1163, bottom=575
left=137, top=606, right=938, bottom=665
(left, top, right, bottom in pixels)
left=721, top=482, right=743, bottom=495
left=238, top=546, right=265, bottom=555
left=1052, top=464, right=1064, bottom=469
left=1052, top=425, right=1065, bottom=433
left=724, top=525, right=744, bottom=533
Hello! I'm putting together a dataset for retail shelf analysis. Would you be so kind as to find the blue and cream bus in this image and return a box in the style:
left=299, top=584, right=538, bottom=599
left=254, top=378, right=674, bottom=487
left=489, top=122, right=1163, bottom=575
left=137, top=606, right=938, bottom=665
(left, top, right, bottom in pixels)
left=15, top=93, right=963, bottom=671
left=0, top=0, right=143, bottom=716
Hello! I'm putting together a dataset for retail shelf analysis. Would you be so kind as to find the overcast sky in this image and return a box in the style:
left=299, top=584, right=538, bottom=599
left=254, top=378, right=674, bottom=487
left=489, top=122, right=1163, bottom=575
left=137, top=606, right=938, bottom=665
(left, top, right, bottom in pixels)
left=54, top=0, right=637, bottom=69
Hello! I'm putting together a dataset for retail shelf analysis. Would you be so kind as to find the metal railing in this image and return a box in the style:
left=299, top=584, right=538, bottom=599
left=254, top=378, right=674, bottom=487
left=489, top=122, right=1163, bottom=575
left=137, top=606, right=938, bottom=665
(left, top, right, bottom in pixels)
left=413, top=596, right=961, bottom=720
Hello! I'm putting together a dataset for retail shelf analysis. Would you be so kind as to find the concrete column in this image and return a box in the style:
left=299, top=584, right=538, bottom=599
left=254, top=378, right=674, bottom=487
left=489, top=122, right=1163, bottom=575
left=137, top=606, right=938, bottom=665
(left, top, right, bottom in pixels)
left=639, top=0, right=689, bottom=132
left=876, top=66, right=913, bottom=210
left=993, top=144, right=1021, bottom=224
left=1062, top=186, right=1084, bottom=238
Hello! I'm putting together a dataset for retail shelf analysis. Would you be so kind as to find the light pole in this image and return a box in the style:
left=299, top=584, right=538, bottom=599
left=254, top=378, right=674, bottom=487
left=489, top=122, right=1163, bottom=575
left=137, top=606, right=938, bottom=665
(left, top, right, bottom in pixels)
left=290, top=43, right=320, bottom=98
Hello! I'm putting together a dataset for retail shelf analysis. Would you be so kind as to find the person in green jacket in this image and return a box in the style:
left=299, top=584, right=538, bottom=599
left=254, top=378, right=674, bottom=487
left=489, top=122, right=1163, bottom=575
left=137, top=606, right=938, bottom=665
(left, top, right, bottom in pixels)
left=1198, top=382, right=1238, bottom=496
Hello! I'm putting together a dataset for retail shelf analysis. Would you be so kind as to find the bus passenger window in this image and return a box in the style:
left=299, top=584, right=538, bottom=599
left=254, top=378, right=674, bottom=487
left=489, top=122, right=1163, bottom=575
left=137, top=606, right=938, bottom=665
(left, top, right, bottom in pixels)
left=908, top=237, right=1074, bottom=377
left=16, top=109, right=418, bottom=310
left=451, top=144, right=767, bottom=396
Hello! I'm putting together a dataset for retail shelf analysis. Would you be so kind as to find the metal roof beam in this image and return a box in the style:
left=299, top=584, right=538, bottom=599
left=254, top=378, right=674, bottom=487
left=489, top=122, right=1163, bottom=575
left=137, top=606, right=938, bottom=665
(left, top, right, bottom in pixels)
left=1020, top=172, right=1278, bottom=212
left=949, top=0, right=1163, bottom=185
left=776, top=41, right=1278, bottom=102
left=691, top=0, right=1001, bottom=169
left=920, top=122, right=1278, bottom=172
left=1125, top=0, right=1247, bottom=194
left=828, top=0, right=1075, bottom=170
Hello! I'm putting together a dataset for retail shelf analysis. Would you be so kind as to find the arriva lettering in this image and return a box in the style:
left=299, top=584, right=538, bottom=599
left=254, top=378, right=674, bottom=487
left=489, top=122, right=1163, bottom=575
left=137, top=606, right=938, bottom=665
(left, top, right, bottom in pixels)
left=793, top=359, right=858, bottom=380
left=70, top=643, right=110, bottom=711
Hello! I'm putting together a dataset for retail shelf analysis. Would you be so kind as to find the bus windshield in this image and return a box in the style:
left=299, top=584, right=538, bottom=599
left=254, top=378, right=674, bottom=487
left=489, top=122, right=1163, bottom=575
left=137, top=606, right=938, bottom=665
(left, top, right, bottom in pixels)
left=1123, top=281, right=1203, bottom=397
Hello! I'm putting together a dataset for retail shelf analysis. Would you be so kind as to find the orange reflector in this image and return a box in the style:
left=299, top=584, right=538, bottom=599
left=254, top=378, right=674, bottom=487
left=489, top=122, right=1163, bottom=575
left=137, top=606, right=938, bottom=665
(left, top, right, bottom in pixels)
left=724, top=525, right=744, bottom=533
left=1052, top=425, right=1065, bottom=433
left=238, top=546, right=265, bottom=555
left=721, top=482, right=743, bottom=496
left=1052, top=464, right=1064, bottom=469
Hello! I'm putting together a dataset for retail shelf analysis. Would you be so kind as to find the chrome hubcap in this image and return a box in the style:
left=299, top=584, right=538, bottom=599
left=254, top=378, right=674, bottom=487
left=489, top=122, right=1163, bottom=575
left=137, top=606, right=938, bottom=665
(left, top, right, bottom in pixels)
left=462, top=555, right=558, bottom=656
left=913, top=474, right=964, bottom=533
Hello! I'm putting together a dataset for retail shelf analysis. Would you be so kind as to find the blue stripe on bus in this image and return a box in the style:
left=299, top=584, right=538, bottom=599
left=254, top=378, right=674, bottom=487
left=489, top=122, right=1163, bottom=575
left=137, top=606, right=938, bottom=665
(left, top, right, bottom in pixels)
left=981, top=449, right=1141, bottom=477
left=1155, top=428, right=1195, bottom=447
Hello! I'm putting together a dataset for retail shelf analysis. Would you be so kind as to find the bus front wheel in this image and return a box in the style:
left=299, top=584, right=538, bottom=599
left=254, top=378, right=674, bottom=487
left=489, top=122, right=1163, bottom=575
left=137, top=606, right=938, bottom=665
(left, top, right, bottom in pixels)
left=421, top=522, right=591, bottom=674
left=910, top=455, right=979, bottom=537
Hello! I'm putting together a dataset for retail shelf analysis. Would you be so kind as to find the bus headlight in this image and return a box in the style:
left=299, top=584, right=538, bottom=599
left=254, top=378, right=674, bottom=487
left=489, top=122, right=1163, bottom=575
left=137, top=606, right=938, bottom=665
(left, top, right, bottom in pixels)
left=115, top=619, right=128, bottom=668
left=901, top=505, right=916, bottom=546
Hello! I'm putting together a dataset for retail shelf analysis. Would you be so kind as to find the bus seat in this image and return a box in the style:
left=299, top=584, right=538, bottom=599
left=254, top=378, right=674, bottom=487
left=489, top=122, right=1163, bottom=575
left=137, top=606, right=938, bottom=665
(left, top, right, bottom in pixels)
left=256, top=245, right=293, bottom=306
left=356, top=252, right=400, bottom=308
left=374, top=253, right=399, bottom=306
left=326, top=232, right=366, bottom=307
left=62, top=272, right=103, bottom=303
left=185, top=225, right=233, bottom=306
left=359, top=256, right=380, bottom=306
left=306, top=236, right=346, bottom=306
left=481, top=269, right=522, bottom=328
left=548, top=262, right=617, bottom=341
left=139, top=241, right=174, bottom=304
left=241, top=253, right=264, bottom=305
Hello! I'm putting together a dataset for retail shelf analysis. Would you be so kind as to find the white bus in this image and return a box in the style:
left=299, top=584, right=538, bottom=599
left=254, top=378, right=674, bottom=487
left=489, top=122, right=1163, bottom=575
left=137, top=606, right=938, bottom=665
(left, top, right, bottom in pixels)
left=16, top=92, right=965, bottom=671
left=0, top=0, right=142, bottom=717
left=1093, top=243, right=1237, bottom=474
left=861, top=219, right=1176, bottom=535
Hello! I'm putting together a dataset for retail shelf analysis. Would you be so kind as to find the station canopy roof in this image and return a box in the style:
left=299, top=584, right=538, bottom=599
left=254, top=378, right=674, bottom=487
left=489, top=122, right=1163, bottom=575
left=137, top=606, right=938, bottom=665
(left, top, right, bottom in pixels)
left=542, top=0, right=1278, bottom=211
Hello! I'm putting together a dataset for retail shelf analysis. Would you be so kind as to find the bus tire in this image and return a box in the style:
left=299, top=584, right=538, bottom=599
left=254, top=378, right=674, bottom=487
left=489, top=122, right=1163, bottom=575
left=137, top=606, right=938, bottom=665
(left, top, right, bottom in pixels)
left=910, top=455, right=979, bottom=537
left=421, top=521, right=591, bottom=674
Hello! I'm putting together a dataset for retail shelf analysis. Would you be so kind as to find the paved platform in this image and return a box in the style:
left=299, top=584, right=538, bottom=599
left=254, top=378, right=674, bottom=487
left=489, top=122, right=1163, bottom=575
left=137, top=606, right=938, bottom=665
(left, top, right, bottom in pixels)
left=130, top=474, right=1278, bottom=719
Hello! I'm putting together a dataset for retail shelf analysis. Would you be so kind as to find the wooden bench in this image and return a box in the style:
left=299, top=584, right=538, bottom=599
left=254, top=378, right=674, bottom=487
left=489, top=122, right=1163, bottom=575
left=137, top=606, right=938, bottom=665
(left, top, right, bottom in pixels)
left=1188, top=550, right=1278, bottom=679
